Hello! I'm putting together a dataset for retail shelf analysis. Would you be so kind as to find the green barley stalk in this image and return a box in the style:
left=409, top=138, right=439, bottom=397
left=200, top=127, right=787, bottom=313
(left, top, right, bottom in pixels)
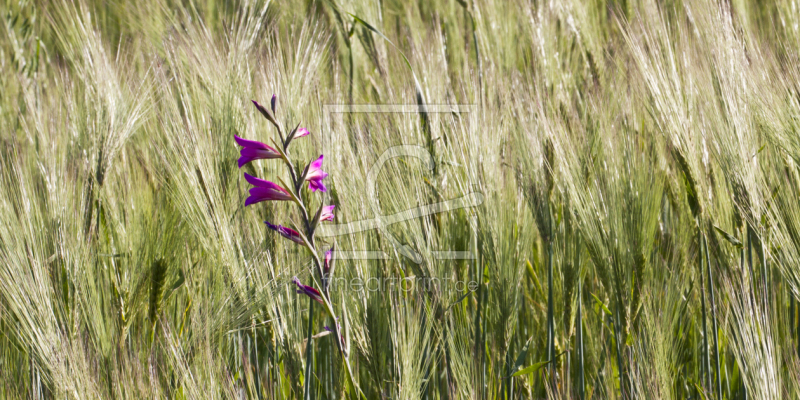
left=699, top=233, right=712, bottom=393
left=303, top=297, right=314, bottom=400
left=704, top=232, right=722, bottom=400
left=577, top=274, right=585, bottom=400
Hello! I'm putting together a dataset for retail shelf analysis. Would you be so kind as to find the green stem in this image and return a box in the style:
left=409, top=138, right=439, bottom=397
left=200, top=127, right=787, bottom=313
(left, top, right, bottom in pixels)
left=474, top=240, right=486, bottom=400
left=699, top=234, right=711, bottom=392
left=704, top=233, right=722, bottom=400
left=744, top=229, right=752, bottom=400
left=746, top=227, right=757, bottom=309
left=577, top=278, right=585, bottom=400
left=761, top=232, right=769, bottom=313
left=303, top=298, right=315, bottom=400
left=481, top=283, right=488, bottom=400
left=502, top=345, right=513, bottom=400
left=613, top=304, right=626, bottom=399
left=508, top=350, right=514, bottom=400
left=790, top=293, right=800, bottom=355
left=546, top=237, right=554, bottom=374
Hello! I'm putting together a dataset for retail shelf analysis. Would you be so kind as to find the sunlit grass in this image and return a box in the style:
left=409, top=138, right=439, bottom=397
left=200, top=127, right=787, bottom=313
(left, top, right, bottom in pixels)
left=2, top=0, right=800, bottom=398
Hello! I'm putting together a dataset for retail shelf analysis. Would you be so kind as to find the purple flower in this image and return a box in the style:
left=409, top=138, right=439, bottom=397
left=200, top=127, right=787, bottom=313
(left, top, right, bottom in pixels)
left=320, top=205, right=335, bottom=222
left=323, top=247, right=333, bottom=274
left=284, top=126, right=311, bottom=145
left=244, top=173, right=293, bottom=206
left=234, top=135, right=281, bottom=168
left=293, top=277, right=324, bottom=304
left=305, top=155, right=328, bottom=192
left=294, top=127, right=310, bottom=139
left=265, top=221, right=305, bottom=244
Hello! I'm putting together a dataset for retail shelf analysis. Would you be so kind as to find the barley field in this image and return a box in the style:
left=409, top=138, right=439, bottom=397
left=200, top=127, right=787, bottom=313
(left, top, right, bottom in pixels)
left=2, top=0, right=800, bottom=399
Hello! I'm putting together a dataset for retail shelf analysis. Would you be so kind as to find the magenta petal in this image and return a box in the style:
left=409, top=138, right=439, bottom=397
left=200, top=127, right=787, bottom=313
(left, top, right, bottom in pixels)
left=245, top=194, right=264, bottom=207
left=323, top=247, right=333, bottom=273
left=292, top=276, right=324, bottom=304
left=266, top=221, right=304, bottom=244
left=320, top=205, right=335, bottom=221
left=244, top=172, right=269, bottom=187
left=234, top=135, right=270, bottom=150
left=249, top=187, right=292, bottom=202
left=304, top=155, right=328, bottom=192
left=240, top=148, right=264, bottom=158
left=244, top=173, right=285, bottom=191
left=238, top=150, right=279, bottom=168
left=287, top=231, right=304, bottom=243
left=238, top=155, right=256, bottom=168
left=292, top=277, right=304, bottom=288
left=294, top=127, right=310, bottom=138
left=246, top=188, right=290, bottom=205
left=308, top=179, right=327, bottom=192
left=316, top=171, right=330, bottom=180
left=241, top=146, right=280, bottom=158
left=244, top=176, right=292, bottom=205
left=306, top=285, right=322, bottom=297
left=310, top=154, right=323, bottom=170
left=305, top=156, right=328, bottom=180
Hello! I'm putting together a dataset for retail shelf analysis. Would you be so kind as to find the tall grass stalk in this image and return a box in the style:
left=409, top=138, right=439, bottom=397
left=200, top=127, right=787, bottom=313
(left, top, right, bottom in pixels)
left=705, top=233, right=722, bottom=400
left=577, top=276, right=585, bottom=400
left=303, top=298, right=314, bottom=400
left=699, top=232, right=712, bottom=393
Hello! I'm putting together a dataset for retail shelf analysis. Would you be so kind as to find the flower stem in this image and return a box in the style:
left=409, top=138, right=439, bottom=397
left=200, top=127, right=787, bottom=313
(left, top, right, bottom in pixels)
left=303, top=297, right=315, bottom=400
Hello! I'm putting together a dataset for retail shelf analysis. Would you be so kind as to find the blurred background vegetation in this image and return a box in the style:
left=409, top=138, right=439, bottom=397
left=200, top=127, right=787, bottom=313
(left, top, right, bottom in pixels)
left=3, top=0, right=800, bottom=398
